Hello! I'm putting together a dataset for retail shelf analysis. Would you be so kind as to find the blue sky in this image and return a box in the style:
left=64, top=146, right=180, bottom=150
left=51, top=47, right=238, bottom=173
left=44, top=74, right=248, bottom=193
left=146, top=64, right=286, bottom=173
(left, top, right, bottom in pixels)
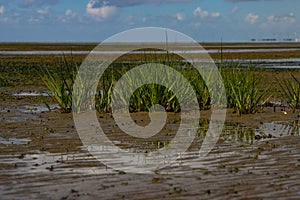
left=0, top=0, right=299, bottom=42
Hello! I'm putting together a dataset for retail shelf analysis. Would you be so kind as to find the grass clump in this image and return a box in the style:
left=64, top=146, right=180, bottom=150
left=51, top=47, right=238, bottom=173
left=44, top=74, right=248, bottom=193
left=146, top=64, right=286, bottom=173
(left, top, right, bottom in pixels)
left=40, top=52, right=272, bottom=115
left=128, top=84, right=180, bottom=113
left=182, top=65, right=211, bottom=110
left=0, top=76, right=10, bottom=87
left=107, top=62, right=184, bottom=113
left=223, top=66, right=271, bottom=115
left=95, top=73, right=115, bottom=113
left=39, top=58, right=78, bottom=113
left=278, top=72, right=300, bottom=112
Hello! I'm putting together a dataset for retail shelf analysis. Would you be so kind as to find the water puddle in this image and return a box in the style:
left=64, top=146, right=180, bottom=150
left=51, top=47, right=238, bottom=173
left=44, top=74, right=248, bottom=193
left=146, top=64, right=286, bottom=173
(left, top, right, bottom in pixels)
left=0, top=137, right=31, bottom=145
left=11, top=91, right=49, bottom=97
left=0, top=104, right=59, bottom=122
left=260, top=121, right=300, bottom=137
left=17, top=104, right=59, bottom=114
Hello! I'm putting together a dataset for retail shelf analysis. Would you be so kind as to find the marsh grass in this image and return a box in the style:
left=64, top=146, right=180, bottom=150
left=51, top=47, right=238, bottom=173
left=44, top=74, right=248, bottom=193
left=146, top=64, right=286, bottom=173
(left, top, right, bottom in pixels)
left=103, top=56, right=211, bottom=113
left=277, top=73, right=300, bottom=112
left=181, top=65, right=211, bottom=110
left=39, top=50, right=273, bottom=115
left=95, top=73, right=115, bottom=113
left=0, top=76, right=10, bottom=87
left=39, top=56, right=78, bottom=113
left=100, top=61, right=184, bottom=113
left=223, top=66, right=271, bottom=115
left=128, top=84, right=179, bottom=112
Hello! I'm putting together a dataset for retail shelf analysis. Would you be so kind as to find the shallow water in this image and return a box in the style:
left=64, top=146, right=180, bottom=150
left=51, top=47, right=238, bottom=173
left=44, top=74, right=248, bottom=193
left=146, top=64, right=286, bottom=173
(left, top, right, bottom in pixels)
left=0, top=137, right=31, bottom=145
left=1, top=49, right=300, bottom=69
left=17, top=105, right=59, bottom=114
left=0, top=104, right=59, bottom=122
left=196, top=58, right=300, bottom=69
left=260, top=121, right=300, bottom=137
left=111, top=57, right=300, bottom=69
left=11, top=91, right=49, bottom=97
left=0, top=48, right=300, bottom=55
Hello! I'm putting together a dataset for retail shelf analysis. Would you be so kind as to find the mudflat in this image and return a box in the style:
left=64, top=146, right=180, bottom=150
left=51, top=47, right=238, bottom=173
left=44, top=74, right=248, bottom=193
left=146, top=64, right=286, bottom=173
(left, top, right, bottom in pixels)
left=0, top=42, right=300, bottom=199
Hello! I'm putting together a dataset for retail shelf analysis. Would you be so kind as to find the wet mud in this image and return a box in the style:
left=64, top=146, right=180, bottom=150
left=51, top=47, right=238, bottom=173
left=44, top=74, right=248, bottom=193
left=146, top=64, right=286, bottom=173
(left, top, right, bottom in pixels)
left=0, top=92, right=299, bottom=199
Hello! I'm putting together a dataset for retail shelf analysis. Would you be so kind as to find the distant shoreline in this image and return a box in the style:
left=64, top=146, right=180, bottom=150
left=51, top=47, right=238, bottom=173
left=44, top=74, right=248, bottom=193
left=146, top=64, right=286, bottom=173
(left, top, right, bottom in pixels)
left=1, top=42, right=299, bottom=61
left=0, top=41, right=299, bottom=51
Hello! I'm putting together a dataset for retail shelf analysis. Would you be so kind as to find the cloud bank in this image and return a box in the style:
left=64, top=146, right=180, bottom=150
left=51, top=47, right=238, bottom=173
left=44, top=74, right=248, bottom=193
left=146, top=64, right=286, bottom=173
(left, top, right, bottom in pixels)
left=0, top=5, right=4, bottom=14
left=86, top=1, right=117, bottom=20
left=245, top=12, right=259, bottom=24
left=193, top=7, right=220, bottom=18
left=267, top=12, right=296, bottom=24
left=19, top=0, right=59, bottom=8
left=87, top=0, right=192, bottom=8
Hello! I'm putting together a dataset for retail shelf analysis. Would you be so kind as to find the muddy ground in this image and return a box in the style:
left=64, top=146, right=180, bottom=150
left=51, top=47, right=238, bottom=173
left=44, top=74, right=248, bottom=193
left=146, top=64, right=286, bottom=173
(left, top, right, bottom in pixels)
left=0, top=43, right=300, bottom=199
left=0, top=93, right=300, bottom=199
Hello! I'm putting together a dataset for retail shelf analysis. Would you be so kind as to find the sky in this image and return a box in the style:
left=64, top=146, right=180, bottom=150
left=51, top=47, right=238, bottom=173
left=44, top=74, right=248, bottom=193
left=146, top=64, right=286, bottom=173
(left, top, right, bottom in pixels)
left=0, top=0, right=299, bottom=42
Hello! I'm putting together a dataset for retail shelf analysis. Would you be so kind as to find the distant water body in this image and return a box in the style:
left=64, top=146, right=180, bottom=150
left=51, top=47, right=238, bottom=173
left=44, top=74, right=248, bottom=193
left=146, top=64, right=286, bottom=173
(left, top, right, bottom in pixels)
left=1, top=48, right=299, bottom=69
left=0, top=48, right=300, bottom=55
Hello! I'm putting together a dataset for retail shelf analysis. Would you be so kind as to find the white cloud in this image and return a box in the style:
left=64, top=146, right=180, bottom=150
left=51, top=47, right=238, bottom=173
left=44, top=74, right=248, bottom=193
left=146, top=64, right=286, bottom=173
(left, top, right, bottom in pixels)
left=88, top=0, right=193, bottom=7
left=194, top=7, right=220, bottom=18
left=194, top=7, right=208, bottom=18
left=0, top=16, right=20, bottom=23
left=123, top=15, right=135, bottom=25
left=86, top=1, right=117, bottom=20
left=20, top=0, right=36, bottom=8
left=0, top=5, right=5, bottom=15
left=28, top=16, right=40, bottom=24
left=245, top=12, right=259, bottom=24
left=193, top=22, right=201, bottom=28
left=37, top=7, right=49, bottom=15
left=211, top=12, right=220, bottom=18
left=65, top=9, right=77, bottom=18
left=65, top=9, right=72, bottom=16
left=267, top=12, right=296, bottom=24
left=19, top=0, right=59, bottom=8
left=231, top=6, right=239, bottom=14
left=175, top=12, right=185, bottom=21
